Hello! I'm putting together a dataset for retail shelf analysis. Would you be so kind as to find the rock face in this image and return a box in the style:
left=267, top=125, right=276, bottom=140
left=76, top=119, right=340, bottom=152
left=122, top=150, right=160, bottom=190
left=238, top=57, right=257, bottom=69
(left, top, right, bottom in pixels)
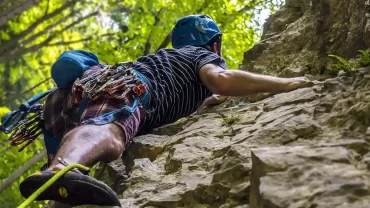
left=250, top=143, right=370, bottom=208
left=85, top=1, right=370, bottom=208
left=88, top=68, right=370, bottom=208
left=241, top=0, right=369, bottom=76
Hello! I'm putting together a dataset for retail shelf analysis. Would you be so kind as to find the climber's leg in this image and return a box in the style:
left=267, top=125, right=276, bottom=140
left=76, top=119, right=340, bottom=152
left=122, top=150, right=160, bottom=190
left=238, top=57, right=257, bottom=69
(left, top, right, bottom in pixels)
left=18, top=63, right=148, bottom=207
left=19, top=103, right=145, bottom=207
left=48, top=89, right=146, bottom=170
left=48, top=123, right=125, bottom=171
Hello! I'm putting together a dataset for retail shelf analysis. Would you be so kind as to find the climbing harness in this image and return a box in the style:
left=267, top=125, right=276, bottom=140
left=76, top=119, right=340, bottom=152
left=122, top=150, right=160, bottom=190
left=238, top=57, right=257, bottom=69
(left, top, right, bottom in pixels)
left=72, top=61, right=149, bottom=126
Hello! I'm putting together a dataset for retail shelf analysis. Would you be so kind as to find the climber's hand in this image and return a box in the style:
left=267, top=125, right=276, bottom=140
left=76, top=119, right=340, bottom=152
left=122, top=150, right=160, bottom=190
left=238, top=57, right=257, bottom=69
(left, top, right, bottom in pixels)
left=198, top=94, right=229, bottom=111
left=284, top=77, right=310, bottom=92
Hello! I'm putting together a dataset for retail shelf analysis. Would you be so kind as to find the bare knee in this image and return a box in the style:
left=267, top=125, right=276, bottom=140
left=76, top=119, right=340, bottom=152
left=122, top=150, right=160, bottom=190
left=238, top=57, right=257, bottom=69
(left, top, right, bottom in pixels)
left=103, top=124, right=126, bottom=161
left=62, top=124, right=125, bottom=161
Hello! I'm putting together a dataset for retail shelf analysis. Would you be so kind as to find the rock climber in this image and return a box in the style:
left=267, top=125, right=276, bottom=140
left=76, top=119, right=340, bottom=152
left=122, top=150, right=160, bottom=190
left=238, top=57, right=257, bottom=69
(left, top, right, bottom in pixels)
left=2, top=14, right=309, bottom=207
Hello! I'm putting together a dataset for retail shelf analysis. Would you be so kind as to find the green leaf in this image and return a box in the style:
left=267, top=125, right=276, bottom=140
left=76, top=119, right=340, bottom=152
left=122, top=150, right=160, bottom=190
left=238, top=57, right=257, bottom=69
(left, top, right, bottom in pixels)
left=328, top=54, right=348, bottom=66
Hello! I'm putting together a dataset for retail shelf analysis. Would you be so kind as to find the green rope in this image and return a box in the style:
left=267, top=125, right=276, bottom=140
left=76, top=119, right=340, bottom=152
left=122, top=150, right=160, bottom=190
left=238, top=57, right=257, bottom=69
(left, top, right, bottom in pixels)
left=17, top=164, right=90, bottom=208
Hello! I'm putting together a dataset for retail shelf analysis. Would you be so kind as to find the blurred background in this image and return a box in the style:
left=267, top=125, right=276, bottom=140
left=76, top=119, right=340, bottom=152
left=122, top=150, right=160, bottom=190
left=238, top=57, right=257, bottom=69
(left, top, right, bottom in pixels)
left=0, top=0, right=283, bottom=207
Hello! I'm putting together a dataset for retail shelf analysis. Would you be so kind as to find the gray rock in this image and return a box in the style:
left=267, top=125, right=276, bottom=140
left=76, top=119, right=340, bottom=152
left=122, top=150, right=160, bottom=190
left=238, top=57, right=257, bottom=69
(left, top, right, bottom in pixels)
left=250, top=145, right=370, bottom=208
left=279, top=67, right=305, bottom=77
left=241, top=0, right=368, bottom=75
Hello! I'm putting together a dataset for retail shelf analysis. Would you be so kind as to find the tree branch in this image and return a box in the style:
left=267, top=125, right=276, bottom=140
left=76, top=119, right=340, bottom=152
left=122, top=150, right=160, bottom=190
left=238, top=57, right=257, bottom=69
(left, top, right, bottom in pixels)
left=23, top=78, right=51, bottom=94
left=46, top=33, right=115, bottom=47
left=220, top=4, right=255, bottom=31
left=0, top=1, right=78, bottom=58
left=0, top=10, right=99, bottom=63
left=22, top=0, right=77, bottom=39
left=116, top=4, right=134, bottom=14
left=156, top=32, right=172, bottom=52
left=114, top=34, right=139, bottom=50
left=0, top=37, right=52, bottom=63
left=0, top=0, right=42, bottom=27
left=0, top=0, right=12, bottom=9
left=143, top=9, right=163, bottom=55
left=43, top=0, right=50, bottom=16
left=0, top=149, right=46, bottom=193
left=5, top=77, right=52, bottom=107
left=20, top=9, right=79, bottom=47
left=47, top=37, right=94, bottom=47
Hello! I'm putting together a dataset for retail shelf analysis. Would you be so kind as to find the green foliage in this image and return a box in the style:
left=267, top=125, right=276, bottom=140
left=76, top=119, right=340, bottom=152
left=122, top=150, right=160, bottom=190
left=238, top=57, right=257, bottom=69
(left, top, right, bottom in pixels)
left=328, top=50, right=370, bottom=72
left=86, top=0, right=283, bottom=69
left=328, top=54, right=352, bottom=72
left=358, top=50, right=370, bottom=68
left=328, top=54, right=348, bottom=66
left=175, top=117, right=188, bottom=125
left=220, top=109, right=241, bottom=126
left=0, top=0, right=284, bottom=206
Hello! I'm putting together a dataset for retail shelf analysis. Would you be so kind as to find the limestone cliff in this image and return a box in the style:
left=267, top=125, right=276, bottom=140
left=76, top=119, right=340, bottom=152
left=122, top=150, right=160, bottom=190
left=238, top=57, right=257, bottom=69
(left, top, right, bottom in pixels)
left=84, top=0, right=370, bottom=207
left=241, top=0, right=369, bottom=76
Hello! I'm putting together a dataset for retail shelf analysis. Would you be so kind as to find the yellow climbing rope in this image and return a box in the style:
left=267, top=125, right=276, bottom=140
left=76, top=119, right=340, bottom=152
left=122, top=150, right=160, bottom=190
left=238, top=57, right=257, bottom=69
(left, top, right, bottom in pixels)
left=17, top=164, right=90, bottom=208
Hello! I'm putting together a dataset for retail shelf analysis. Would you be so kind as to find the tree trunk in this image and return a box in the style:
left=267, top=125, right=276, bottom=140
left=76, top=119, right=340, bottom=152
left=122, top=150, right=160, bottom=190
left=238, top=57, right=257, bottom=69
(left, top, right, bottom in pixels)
left=0, top=0, right=42, bottom=27
left=0, top=149, right=46, bottom=193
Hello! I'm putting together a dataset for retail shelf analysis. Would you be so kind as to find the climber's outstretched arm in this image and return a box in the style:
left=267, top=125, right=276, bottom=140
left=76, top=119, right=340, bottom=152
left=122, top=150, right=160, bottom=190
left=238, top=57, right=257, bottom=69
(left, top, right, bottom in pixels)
left=199, top=63, right=309, bottom=96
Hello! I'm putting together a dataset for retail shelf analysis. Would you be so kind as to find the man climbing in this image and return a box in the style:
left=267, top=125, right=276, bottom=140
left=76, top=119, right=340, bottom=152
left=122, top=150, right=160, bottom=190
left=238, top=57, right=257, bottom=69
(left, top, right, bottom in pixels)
left=3, top=15, right=309, bottom=207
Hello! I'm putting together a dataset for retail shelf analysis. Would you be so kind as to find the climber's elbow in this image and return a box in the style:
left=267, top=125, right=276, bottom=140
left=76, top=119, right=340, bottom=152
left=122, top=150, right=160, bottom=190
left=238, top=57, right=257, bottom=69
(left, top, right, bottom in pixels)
left=211, top=72, right=230, bottom=95
left=199, top=64, right=230, bottom=95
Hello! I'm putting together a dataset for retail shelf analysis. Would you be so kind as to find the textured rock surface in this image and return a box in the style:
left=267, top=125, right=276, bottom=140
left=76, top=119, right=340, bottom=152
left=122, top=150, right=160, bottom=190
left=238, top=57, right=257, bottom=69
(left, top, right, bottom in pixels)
left=79, top=0, right=370, bottom=207
left=84, top=67, right=370, bottom=208
left=241, top=0, right=369, bottom=76
left=250, top=143, right=370, bottom=208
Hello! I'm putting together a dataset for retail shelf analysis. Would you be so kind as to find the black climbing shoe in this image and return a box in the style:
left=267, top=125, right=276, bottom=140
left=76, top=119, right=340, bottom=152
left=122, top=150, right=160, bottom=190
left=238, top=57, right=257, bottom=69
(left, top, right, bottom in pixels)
left=19, top=170, right=121, bottom=207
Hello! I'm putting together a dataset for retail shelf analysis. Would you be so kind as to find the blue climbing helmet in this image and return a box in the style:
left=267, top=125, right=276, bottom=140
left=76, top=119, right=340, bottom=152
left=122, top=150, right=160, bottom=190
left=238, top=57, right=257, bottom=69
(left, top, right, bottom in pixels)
left=171, top=14, right=222, bottom=48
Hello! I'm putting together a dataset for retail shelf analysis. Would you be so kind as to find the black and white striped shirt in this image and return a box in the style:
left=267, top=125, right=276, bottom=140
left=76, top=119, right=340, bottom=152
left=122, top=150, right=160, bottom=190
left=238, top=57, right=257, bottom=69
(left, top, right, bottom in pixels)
left=133, top=46, right=228, bottom=134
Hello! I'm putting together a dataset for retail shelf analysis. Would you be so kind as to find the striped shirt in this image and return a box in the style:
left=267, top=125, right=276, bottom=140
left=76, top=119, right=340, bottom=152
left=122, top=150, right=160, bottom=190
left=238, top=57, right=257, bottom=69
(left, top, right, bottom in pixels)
left=132, top=46, right=228, bottom=134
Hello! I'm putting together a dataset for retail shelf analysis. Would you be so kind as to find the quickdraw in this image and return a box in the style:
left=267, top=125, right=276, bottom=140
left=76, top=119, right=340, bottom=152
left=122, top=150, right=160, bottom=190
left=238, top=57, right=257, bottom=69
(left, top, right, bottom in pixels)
left=0, top=90, right=53, bottom=152
left=8, top=104, right=44, bottom=152
left=72, top=61, right=147, bottom=104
